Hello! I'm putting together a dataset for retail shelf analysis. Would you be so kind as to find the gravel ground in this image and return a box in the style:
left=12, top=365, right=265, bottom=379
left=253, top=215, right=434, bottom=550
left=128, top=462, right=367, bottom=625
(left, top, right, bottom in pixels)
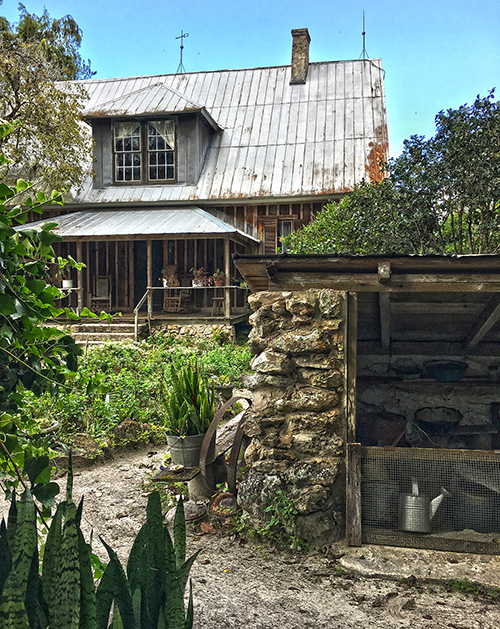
left=2, top=445, right=500, bottom=628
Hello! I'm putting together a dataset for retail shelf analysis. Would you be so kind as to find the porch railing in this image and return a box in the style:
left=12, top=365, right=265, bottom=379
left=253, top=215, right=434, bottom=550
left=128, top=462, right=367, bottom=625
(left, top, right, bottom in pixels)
left=133, top=285, right=248, bottom=341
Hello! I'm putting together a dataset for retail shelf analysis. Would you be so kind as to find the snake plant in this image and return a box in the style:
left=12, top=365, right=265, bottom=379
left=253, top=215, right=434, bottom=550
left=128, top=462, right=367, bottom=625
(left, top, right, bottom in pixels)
left=0, top=454, right=197, bottom=628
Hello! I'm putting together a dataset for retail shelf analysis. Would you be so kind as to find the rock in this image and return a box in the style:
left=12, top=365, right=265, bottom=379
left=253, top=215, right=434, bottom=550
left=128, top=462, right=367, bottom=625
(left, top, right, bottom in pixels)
left=270, top=329, right=331, bottom=354
left=251, top=350, right=292, bottom=375
left=275, top=387, right=338, bottom=412
left=298, top=368, right=343, bottom=389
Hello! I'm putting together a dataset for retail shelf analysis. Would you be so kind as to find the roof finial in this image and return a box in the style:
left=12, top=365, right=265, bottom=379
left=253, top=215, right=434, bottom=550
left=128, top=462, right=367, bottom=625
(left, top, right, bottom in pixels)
left=359, top=11, right=368, bottom=60
left=175, top=30, right=189, bottom=74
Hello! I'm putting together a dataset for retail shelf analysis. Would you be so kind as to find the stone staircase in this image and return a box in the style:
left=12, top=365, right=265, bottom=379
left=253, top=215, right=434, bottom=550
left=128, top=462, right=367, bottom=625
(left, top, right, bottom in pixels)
left=62, top=318, right=146, bottom=347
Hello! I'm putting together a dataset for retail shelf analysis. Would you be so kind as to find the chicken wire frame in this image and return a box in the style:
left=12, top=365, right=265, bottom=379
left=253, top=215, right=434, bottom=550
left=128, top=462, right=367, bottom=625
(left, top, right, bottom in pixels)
left=347, top=445, right=500, bottom=555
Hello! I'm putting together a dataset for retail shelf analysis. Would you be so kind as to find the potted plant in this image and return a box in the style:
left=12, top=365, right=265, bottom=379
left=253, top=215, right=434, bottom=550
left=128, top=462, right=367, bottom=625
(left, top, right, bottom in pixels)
left=190, top=267, right=206, bottom=287
left=55, top=259, right=73, bottom=288
left=163, top=360, right=216, bottom=467
left=212, top=268, right=225, bottom=287
left=160, top=268, right=180, bottom=287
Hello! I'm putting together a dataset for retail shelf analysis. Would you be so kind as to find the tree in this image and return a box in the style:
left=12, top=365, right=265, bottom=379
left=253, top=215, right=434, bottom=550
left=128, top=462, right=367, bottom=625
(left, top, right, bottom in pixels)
left=285, top=91, right=500, bottom=255
left=0, top=2, right=93, bottom=191
left=0, top=120, right=105, bottom=508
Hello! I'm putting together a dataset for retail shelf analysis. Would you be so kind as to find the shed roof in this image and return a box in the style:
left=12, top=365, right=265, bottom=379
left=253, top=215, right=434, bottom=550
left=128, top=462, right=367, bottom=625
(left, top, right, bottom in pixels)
left=18, top=208, right=259, bottom=243
left=70, top=59, right=388, bottom=206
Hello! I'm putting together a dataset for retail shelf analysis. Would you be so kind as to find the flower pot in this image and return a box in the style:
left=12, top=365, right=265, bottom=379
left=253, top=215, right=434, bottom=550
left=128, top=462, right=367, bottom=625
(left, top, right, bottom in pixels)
left=214, top=279, right=224, bottom=287
left=192, top=279, right=203, bottom=287
left=62, top=279, right=74, bottom=289
left=166, top=432, right=215, bottom=468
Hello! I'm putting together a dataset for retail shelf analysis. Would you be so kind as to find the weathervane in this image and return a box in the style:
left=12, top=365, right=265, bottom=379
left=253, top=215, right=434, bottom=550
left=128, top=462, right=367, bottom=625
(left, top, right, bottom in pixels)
left=176, top=30, right=189, bottom=74
left=359, top=11, right=368, bottom=60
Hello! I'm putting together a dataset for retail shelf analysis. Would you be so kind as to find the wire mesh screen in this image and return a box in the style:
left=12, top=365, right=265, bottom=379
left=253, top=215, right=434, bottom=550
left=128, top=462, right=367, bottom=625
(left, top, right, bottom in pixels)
left=361, top=447, right=500, bottom=554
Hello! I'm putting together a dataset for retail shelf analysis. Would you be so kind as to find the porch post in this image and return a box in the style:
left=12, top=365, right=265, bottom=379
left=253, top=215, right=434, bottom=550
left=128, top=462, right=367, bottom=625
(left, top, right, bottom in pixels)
left=76, top=241, right=83, bottom=315
left=147, top=239, right=153, bottom=318
left=224, top=236, right=231, bottom=318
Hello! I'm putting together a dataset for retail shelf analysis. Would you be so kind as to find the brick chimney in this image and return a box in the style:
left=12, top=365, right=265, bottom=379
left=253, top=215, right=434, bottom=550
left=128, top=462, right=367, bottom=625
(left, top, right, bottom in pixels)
left=290, top=28, right=311, bottom=84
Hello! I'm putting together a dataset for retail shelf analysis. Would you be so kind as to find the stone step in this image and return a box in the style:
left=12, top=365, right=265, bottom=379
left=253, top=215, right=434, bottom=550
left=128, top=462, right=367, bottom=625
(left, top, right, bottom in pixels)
left=68, top=323, right=137, bottom=333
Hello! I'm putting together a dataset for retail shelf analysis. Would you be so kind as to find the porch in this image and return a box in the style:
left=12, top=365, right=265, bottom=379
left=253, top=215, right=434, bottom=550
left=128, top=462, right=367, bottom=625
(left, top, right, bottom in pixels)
left=24, top=207, right=258, bottom=320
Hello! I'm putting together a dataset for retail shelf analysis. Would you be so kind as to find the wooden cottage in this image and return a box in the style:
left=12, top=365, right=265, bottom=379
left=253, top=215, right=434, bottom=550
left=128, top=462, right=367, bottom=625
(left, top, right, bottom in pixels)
left=24, top=29, right=388, bottom=323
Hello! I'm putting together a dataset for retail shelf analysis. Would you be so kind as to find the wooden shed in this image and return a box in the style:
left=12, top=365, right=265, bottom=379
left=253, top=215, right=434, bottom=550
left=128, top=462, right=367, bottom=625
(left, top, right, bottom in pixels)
left=235, top=253, right=500, bottom=553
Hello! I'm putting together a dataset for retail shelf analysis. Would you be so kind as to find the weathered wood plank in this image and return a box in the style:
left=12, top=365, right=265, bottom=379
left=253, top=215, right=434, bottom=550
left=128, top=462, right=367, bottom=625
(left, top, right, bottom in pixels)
left=463, top=294, right=500, bottom=349
left=347, top=292, right=358, bottom=444
left=346, top=443, right=362, bottom=546
left=379, top=292, right=391, bottom=349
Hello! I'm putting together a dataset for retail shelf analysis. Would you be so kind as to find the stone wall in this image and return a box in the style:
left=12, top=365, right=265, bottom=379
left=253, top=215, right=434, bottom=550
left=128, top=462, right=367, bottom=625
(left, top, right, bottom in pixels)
left=149, top=323, right=235, bottom=342
left=238, top=289, right=347, bottom=545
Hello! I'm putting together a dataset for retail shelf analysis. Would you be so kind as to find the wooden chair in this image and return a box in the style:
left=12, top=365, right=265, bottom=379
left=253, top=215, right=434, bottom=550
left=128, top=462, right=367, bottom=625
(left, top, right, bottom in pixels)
left=90, top=275, right=112, bottom=312
left=163, top=290, right=182, bottom=312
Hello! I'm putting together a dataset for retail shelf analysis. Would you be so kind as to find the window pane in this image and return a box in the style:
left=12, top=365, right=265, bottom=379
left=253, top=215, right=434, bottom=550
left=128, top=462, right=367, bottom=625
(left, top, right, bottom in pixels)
left=166, top=165, right=174, bottom=179
left=133, top=167, right=141, bottom=180
left=149, top=166, right=156, bottom=180
left=158, top=166, right=166, bottom=179
left=133, top=154, right=141, bottom=166
left=132, top=136, right=140, bottom=151
left=158, top=152, right=165, bottom=165
left=166, top=152, right=174, bottom=165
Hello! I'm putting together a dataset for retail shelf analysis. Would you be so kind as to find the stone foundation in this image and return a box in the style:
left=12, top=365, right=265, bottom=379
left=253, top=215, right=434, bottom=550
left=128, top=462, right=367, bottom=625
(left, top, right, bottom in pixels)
left=238, top=289, right=347, bottom=545
left=150, top=323, right=235, bottom=342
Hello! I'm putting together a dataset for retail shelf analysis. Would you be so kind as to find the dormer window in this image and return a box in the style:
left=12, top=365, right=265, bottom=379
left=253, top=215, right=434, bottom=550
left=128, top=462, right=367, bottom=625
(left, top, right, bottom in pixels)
left=113, top=120, right=176, bottom=183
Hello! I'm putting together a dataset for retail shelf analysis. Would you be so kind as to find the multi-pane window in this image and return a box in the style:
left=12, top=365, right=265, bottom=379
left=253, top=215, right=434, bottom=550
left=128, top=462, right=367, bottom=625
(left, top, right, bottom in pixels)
left=114, top=120, right=175, bottom=183
left=148, top=121, right=175, bottom=181
left=114, top=122, right=141, bottom=182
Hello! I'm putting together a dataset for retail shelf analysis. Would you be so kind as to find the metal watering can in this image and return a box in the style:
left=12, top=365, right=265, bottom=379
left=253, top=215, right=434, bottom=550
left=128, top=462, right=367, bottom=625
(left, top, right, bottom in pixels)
left=398, top=478, right=450, bottom=533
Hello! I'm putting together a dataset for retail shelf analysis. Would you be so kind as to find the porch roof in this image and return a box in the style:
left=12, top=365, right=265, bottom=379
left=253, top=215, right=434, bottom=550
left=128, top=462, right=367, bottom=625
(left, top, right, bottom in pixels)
left=19, top=207, right=260, bottom=244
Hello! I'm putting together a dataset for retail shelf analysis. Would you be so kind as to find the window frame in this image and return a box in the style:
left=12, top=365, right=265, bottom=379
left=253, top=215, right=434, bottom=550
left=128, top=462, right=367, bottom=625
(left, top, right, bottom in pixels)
left=113, top=118, right=177, bottom=185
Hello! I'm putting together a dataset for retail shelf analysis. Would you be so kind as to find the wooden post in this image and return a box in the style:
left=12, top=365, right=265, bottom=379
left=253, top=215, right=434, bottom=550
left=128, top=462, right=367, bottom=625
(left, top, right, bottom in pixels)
left=128, top=241, right=134, bottom=310
left=147, top=239, right=153, bottom=318
left=76, top=241, right=83, bottom=315
left=346, top=443, right=362, bottom=546
left=224, top=236, right=231, bottom=318
left=346, top=292, right=358, bottom=443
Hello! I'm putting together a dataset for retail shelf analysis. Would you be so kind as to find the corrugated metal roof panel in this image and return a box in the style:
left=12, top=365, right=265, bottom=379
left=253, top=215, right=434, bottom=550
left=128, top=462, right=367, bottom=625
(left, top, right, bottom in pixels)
left=71, top=59, right=388, bottom=205
left=18, top=208, right=259, bottom=242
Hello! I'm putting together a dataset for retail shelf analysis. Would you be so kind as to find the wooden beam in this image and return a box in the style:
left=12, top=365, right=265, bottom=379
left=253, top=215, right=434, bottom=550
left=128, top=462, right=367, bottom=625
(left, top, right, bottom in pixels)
left=346, top=293, right=358, bottom=443
left=269, top=271, right=500, bottom=293
left=379, top=292, right=391, bottom=349
left=463, top=294, right=500, bottom=349
left=224, top=236, right=231, bottom=318
left=76, top=241, right=83, bottom=314
left=346, top=443, right=362, bottom=546
left=147, top=240, right=152, bottom=317
left=359, top=340, right=500, bottom=357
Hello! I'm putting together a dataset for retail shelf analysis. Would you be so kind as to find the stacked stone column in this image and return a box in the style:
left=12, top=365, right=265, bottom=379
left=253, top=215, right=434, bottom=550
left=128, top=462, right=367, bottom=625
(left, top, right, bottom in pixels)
left=238, top=289, right=347, bottom=545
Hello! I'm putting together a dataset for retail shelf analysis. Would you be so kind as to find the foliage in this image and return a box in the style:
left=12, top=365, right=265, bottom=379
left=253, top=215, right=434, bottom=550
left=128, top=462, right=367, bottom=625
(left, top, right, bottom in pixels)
left=285, top=91, right=500, bottom=255
left=0, top=457, right=197, bottom=628
left=162, top=360, right=215, bottom=436
left=18, top=335, right=252, bottom=442
left=0, top=120, right=107, bottom=502
left=0, top=4, right=93, bottom=191
left=258, top=489, right=308, bottom=551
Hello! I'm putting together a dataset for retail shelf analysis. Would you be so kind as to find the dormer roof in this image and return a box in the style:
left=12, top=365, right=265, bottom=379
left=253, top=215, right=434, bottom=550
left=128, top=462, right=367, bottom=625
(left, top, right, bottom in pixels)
left=83, top=82, right=220, bottom=131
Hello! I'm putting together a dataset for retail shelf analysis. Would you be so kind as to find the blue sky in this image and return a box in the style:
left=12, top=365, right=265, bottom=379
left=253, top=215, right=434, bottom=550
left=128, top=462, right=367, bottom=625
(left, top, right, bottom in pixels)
left=2, top=0, right=499, bottom=156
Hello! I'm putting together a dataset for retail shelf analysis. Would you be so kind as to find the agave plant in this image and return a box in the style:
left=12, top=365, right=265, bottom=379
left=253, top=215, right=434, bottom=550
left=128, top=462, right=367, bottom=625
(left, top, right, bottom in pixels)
left=0, top=454, right=197, bottom=628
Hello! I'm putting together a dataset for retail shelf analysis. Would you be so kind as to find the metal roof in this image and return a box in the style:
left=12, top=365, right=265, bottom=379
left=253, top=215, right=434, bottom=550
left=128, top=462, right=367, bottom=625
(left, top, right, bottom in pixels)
left=70, top=59, right=388, bottom=206
left=83, top=83, right=220, bottom=131
left=18, top=208, right=260, bottom=242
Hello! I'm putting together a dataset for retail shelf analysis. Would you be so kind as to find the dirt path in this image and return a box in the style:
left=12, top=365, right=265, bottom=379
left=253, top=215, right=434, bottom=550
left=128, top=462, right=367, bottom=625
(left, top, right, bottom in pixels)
left=2, top=446, right=500, bottom=628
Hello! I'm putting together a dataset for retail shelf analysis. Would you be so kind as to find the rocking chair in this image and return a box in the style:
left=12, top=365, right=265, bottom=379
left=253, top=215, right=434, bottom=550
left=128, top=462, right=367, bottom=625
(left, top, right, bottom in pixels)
left=90, top=275, right=112, bottom=312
